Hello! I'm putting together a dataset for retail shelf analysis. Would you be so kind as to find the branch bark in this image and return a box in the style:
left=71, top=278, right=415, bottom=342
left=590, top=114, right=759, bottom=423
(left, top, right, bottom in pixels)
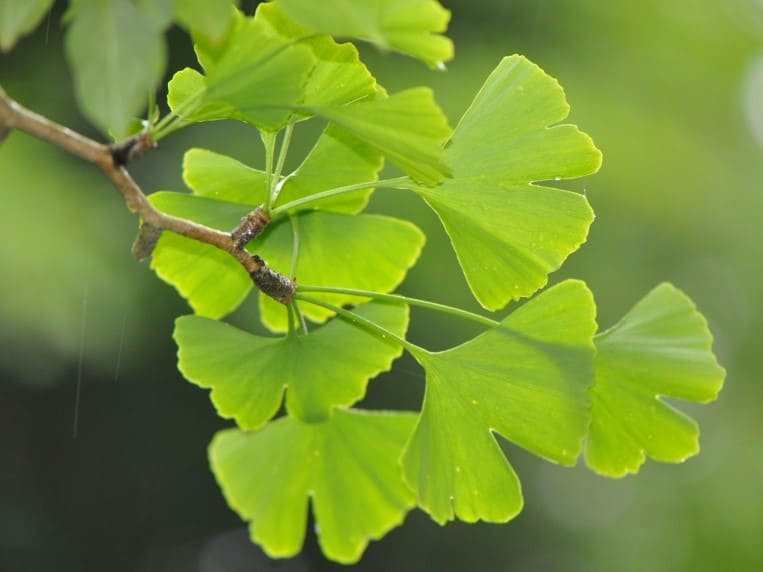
left=0, top=85, right=295, bottom=305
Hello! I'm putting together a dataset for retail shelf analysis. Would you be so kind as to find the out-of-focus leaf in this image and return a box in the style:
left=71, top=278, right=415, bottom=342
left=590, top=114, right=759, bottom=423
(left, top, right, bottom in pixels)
left=585, top=283, right=725, bottom=477
left=210, top=409, right=416, bottom=563
left=308, top=88, right=451, bottom=186
left=257, top=211, right=424, bottom=332
left=175, top=301, right=408, bottom=427
left=274, top=0, right=453, bottom=67
left=0, top=0, right=54, bottom=52
left=65, top=0, right=166, bottom=136
left=172, top=0, right=236, bottom=42
left=410, top=55, right=601, bottom=310
left=402, top=280, right=596, bottom=524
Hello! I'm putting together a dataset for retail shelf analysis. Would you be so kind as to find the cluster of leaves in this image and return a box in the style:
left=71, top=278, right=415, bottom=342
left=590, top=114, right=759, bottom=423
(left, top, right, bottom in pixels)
left=1, top=0, right=725, bottom=565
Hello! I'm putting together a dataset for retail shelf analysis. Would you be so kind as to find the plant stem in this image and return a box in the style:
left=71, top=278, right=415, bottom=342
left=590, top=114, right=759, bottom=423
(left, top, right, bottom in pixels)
left=296, top=293, right=425, bottom=357
left=271, top=122, right=294, bottom=205
left=262, top=131, right=277, bottom=211
left=270, top=176, right=410, bottom=215
left=297, top=284, right=500, bottom=328
left=0, top=84, right=295, bottom=304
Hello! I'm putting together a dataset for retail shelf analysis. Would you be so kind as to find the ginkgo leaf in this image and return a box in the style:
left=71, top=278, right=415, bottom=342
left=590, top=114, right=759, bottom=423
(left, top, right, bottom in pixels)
left=0, top=0, right=54, bottom=52
left=166, top=67, right=245, bottom=124
left=182, top=148, right=268, bottom=205
left=274, top=0, right=453, bottom=67
left=257, top=3, right=377, bottom=108
left=175, top=301, right=408, bottom=427
left=148, top=192, right=251, bottom=318
left=409, top=55, right=602, bottom=310
left=308, top=88, right=451, bottom=186
left=210, top=409, right=417, bottom=564
left=275, top=126, right=383, bottom=214
left=402, top=280, right=596, bottom=524
left=257, top=211, right=424, bottom=332
left=166, top=11, right=314, bottom=130
left=584, top=283, right=726, bottom=477
left=65, top=0, right=166, bottom=135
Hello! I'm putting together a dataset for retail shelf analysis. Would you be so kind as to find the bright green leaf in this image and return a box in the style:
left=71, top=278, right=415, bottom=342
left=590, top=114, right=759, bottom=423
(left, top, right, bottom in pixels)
left=411, top=55, right=602, bottom=310
left=183, top=148, right=268, bottom=205
left=202, top=15, right=314, bottom=130
left=274, top=0, right=453, bottom=67
left=275, top=126, right=383, bottom=214
left=65, top=0, right=166, bottom=136
left=258, top=211, right=425, bottom=332
left=257, top=3, right=377, bottom=108
left=175, top=301, right=408, bottom=427
left=148, top=192, right=251, bottom=318
left=584, top=283, right=725, bottom=477
left=166, top=11, right=314, bottom=130
left=210, top=409, right=417, bottom=563
left=0, top=0, right=54, bottom=51
left=308, top=88, right=451, bottom=186
left=166, top=67, right=245, bottom=125
left=402, top=280, right=596, bottom=524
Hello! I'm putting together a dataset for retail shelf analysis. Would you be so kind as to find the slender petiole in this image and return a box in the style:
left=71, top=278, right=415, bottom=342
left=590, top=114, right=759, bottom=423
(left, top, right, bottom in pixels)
left=296, top=293, right=425, bottom=357
left=271, top=122, right=294, bottom=206
left=271, top=176, right=411, bottom=215
left=297, top=284, right=500, bottom=328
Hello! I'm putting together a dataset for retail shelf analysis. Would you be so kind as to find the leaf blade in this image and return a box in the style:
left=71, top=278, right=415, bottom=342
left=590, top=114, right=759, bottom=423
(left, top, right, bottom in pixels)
left=210, top=409, right=417, bottom=563
left=584, top=283, right=726, bottom=477
left=410, top=55, right=602, bottom=310
left=403, top=280, right=597, bottom=523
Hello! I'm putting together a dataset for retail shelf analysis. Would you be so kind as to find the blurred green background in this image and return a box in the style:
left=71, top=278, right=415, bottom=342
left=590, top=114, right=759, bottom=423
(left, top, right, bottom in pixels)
left=1, top=1, right=761, bottom=570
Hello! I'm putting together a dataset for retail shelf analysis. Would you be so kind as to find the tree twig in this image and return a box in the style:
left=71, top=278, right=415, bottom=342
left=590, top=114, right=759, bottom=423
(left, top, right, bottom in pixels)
left=0, top=85, right=295, bottom=305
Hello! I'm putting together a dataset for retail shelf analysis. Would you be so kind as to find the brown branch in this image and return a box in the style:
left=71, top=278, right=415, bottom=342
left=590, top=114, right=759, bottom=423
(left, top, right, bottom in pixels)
left=0, top=85, right=295, bottom=305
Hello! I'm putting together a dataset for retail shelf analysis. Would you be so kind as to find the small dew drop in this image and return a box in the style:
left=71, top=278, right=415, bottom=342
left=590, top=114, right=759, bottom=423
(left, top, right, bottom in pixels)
left=455, top=465, right=462, bottom=473
left=554, top=176, right=561, bottom=181
left=314, top=523, right=321, bottom=534
left=471, top=399, right=478, bottom=405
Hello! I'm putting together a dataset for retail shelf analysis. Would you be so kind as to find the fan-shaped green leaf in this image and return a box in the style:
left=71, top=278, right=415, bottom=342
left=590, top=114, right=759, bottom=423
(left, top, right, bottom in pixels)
left=0, top=0, right=54, bottom=52
left=182, top=148, right=268, bottom=205
left=166, top=11, right=314, bottom=130
left=274, top=0, right=453, bottom=67
left=257, top=3, right=377, bottom=109
left=210, top=409, right=417, bottom=563
left=308, top=88, right=451, bottom=186
left=584, top=283, right=725, bottom=477
left=65, top=0, right=166, bottom=136
left=258, top=212, right=425, bottom=332
left=175, top=301, right=408, bottom=427
left=148, top=192, right=250, bottom=318
left=410, top=55, right=601, bottom=310
left=402, top=280, right=596, bottom=524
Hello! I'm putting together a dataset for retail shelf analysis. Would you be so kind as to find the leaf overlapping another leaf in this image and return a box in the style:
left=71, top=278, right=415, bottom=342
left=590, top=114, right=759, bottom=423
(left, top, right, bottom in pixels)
left=585, top=283, right=726, bottom=476
left=402, top=280, right=597, bottom=523
left=409, top=55, right=602, bottom=311
left=273, top=0, right=453, bottom=67
left=210, top=409, right=417, bottom=563
left=175, top=301, right=409, bottom=427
